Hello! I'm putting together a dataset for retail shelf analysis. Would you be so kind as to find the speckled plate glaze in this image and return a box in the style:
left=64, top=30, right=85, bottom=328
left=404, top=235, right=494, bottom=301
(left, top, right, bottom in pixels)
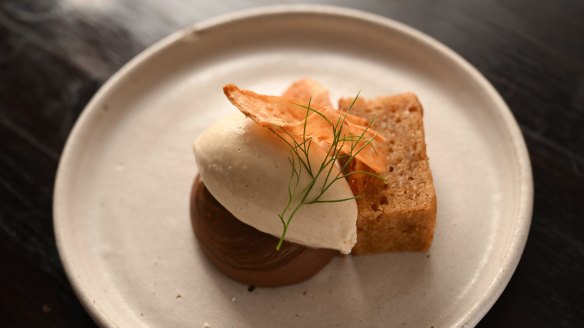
left=54, top=5, right=533, bottom=328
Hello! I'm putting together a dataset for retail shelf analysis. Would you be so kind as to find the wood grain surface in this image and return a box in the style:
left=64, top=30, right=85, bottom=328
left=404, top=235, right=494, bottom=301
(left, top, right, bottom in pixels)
left=1, top=0, right=583, bottom=327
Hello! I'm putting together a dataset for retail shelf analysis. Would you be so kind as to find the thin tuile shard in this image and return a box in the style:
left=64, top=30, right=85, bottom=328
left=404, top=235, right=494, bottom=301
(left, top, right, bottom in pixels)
left=223, top=84, right=388, bottom=174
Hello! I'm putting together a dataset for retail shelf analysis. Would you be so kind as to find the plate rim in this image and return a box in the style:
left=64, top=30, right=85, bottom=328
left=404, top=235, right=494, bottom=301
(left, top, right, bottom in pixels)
left=53, top=4, right=534, bottom=327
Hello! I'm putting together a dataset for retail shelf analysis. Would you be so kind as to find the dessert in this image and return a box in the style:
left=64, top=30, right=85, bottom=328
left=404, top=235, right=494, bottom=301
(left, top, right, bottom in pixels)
left=193, top=113, right=358, bottom=253
left=191, top=79, right=436, bottom=286
left=191, top=176, right=336, bottom=287
left=341, top=95, right=437, bottom=254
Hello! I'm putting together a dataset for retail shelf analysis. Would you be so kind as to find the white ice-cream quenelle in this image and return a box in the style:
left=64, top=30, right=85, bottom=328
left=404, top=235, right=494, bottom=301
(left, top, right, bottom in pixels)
left=193, top=114, right=358, bottom=254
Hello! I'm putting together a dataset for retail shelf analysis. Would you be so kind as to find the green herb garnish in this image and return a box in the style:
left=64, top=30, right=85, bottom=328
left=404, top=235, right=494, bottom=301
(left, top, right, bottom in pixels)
left=270, top=94, right=384, bottom=250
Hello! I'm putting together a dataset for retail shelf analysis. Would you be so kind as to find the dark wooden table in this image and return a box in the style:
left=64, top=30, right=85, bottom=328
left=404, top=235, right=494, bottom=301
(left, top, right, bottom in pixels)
left=1, top=0, right=583, bottom=327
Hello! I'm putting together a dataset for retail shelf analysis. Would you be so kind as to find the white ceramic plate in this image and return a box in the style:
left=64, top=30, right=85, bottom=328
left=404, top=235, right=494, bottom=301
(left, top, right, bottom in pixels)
left=54, top=5, right=533, bottom=328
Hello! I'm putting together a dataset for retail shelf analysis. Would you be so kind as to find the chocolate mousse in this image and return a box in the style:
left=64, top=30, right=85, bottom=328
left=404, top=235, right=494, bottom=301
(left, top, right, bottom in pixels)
left=190, top=176, right=336, bottom=287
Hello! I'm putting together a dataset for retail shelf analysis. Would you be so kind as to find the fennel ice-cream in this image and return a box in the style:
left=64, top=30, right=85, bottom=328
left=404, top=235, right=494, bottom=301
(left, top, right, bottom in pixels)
left=193, top=114, right=358, bottom=254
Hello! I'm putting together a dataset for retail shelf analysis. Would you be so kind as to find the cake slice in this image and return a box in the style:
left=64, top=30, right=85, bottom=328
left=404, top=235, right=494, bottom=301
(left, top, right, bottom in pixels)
left=339, top=93, right=437, bottom=254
